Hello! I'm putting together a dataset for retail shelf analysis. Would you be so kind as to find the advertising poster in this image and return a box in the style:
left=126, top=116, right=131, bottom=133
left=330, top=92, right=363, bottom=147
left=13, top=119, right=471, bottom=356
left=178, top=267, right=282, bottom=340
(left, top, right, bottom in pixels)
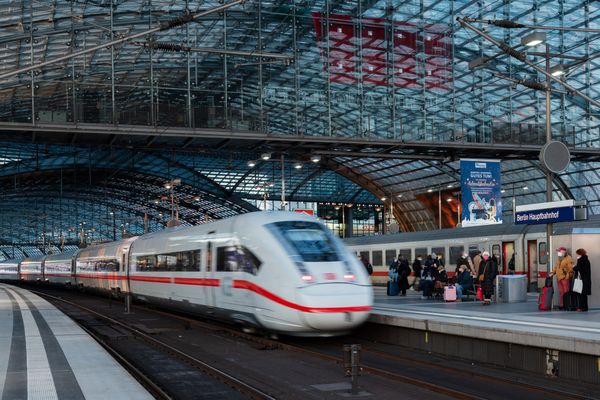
left=461, top=159, right=502, bottom=227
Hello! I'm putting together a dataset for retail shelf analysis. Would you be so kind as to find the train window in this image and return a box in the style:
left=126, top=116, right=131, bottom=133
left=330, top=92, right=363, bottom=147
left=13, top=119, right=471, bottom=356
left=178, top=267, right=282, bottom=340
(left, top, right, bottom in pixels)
left=468, top=244, right=480, bottom=258
left=398, top=249, right=411, bottom=261
left=539, top=242, right=548, bottom=264
left=431, top=247, right=445, bottom=258
left=449, top=246, right=464, bottom=264
left=136, top=251, right=201, bottom=272
left=44, top=261, right=71, bottom=273
left=414, top=248, right=427, bottom=259
left=385, top=249, right=396, bottom=266
left=76, top=258, right=119, bottom=272
left=372, top=250, right=383, bottom=266
left=359, top=251, right=370, bottom=264
left=266, top=221, right=341, bottom=262
left=216, top=246, right=261, bottom=274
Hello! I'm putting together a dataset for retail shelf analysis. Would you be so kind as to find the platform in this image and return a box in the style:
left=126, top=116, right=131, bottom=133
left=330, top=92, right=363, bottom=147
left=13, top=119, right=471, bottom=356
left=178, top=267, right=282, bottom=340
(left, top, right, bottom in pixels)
left=0, top=283, right=152, bottom=400
left=370, top=287, right=600, bottom=356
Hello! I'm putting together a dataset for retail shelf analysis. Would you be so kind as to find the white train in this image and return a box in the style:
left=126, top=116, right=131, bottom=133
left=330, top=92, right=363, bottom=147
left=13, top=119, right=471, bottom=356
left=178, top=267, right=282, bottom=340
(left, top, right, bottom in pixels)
left=344, top=218, right=600, bottom=289
left=0, top=212, right=373, bottom=336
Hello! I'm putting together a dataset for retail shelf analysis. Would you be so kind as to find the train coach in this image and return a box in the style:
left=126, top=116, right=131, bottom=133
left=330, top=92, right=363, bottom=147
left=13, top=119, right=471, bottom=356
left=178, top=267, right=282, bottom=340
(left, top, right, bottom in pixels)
left=1, top=211, right=373, bottom=337
left=344, top=218, right=600, bottom=290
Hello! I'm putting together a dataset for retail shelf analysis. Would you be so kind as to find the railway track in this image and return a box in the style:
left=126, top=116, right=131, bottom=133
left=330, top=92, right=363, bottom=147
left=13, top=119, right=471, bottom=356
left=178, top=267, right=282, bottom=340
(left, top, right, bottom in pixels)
left=31, top=289, right=276, bottom=400
left=30, top=286, right=596, bottom=400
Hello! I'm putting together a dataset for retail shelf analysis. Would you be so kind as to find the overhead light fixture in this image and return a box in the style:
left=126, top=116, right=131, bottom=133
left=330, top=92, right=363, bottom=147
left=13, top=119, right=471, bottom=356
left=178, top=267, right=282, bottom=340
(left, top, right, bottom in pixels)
left=381, top=197, right=387, bottom=201
left=427, top=189, right=433, bottom=193
left=310, top=154, right=321, bottom=163
left=247, top=160, right=256, bottom=167
left=468, top=56, right=490, bottom=70
left=523, top=186, right=529, bottom=190
left=501, top=189, right=506, bottom=194
left=193, top=196, right=201, bottom=202
left=549, top=64, right=565, bottom=77
left=294, top=162, right=302, bottom=169
left=521, top=31, right=546, bottom=47
left=261, top=152, right=271, bottom=160
left=447, top=184, right=453, bottom=188
left=164, top=183, right=171, bottom=190
left=446, top=197, right=453, bottom=202
left=397, top=194, right=403, bottom=198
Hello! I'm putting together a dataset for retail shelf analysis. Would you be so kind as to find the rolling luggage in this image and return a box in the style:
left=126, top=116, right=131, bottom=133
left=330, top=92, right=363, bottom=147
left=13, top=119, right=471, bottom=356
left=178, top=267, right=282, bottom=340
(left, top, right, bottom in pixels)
left=538, top=286, right=553, bottom=311
left=563, top=291, right=579, bottom=311
left=444, top=285, right=457, bottom=302
left=387, top=280, right=400, bottom=296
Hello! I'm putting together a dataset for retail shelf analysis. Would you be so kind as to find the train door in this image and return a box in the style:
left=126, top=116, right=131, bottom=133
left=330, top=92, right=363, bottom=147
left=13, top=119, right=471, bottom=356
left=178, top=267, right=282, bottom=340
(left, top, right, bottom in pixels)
left=204, top=233, right=216, bottom=310
left=537, top=239, right=549, bottom=287
left=491, top=243, right=502, bottom=274
left=502, top=242, right=515, bottom=274
left=527, top=240, right=538, bottom=286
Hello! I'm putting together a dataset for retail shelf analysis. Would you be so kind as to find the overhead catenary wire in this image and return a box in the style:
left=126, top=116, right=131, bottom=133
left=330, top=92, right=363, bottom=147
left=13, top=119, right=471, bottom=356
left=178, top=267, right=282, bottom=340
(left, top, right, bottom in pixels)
left=0, top=0, right=246, bottom=81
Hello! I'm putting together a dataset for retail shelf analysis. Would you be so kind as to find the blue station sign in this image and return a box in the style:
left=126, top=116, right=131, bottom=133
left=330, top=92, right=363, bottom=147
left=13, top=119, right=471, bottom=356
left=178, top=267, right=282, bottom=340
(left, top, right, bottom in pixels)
left=515, top=206, right=575, bottom=225
left=514, top=200, right=579, bottom=225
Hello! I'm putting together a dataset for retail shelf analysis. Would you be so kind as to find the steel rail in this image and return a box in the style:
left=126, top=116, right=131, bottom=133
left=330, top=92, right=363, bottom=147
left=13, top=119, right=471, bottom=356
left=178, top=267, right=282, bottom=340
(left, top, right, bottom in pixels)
left=32, top=290, right=277, bottom=400
left=0, top=0, right=246, bottom=81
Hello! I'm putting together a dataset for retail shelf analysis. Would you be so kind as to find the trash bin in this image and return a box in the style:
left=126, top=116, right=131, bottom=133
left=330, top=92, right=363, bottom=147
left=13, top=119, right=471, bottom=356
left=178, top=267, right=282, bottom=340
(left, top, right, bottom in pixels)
left=495, top=275, right=527, bottom=303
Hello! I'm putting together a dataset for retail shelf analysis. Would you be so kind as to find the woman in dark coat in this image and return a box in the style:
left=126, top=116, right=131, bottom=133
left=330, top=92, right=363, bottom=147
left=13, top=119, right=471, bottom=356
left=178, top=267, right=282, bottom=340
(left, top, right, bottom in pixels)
left=478, top=251, right=498, bottom=305
left=397, top=256, right=411, bottom=296
left=573, top=248, right=591, bottom=311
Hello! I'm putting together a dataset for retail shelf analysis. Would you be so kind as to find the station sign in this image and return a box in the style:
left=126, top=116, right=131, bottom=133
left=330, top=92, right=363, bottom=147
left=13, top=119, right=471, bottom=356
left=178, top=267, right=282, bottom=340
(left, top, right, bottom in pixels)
left=515, top=200, right=576, bottom=225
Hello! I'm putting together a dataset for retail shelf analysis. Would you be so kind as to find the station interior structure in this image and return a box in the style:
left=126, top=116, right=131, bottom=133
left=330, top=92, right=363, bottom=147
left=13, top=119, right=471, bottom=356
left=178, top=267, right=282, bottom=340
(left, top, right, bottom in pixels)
left=2, top=0, right=600, bottom=259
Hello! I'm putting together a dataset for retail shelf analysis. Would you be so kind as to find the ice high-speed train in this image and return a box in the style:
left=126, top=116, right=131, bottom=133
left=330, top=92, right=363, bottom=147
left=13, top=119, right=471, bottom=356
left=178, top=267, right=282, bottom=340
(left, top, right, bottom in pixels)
left=0, top=212, right=373, bottom=336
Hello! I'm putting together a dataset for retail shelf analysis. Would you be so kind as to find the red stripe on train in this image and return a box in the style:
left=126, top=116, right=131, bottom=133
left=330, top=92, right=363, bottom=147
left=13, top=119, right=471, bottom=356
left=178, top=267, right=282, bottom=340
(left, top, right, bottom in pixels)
left=232, top=280, right=371, bottom=314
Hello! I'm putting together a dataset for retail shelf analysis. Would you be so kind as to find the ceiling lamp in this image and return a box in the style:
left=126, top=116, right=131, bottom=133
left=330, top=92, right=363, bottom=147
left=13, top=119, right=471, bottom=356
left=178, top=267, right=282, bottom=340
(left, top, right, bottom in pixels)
left=261, top=152, right=271, bottom=160
left=247, top=160, right=256, bottom=167
left=521, top=31, right=546, bottom=47
left=193, top=196, right=201, bottom=202
left=310, top=154, right=321, bottom=163
left=294, top=162, right=303, bottom=169
left=549, top=64, right=565, bottom=77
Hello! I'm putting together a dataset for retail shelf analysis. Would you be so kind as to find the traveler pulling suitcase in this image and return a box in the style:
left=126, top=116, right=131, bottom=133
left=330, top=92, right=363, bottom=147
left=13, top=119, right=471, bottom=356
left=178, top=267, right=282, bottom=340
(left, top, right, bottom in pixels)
left=538, top=286, right=553, bottom=311
left=387, top=280, right=400, bottom=296
left=444, top=285, right=457, bottom=302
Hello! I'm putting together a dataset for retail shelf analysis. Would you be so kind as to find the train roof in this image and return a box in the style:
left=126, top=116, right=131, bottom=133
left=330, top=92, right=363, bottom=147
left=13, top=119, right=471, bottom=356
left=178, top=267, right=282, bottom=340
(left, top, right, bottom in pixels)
left=343, top=216, right=600, bottom=246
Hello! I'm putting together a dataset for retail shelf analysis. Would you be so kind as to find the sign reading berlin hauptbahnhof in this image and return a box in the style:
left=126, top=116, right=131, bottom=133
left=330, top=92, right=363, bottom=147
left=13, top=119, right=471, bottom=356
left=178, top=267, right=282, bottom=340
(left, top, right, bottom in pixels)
left=460, top=159, right=502, bottom=228
left=515, top=200, right=577, bottom=225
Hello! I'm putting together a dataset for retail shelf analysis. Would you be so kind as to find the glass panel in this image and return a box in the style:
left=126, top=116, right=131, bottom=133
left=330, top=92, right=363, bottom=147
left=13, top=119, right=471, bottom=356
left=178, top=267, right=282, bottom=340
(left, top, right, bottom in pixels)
left=372, top=250, right=383, bottom=266
left=385, top=249, right=396, bottom=266
left=399, top=249, right=412, bottom=261
left=449, top=246, right=464, bottom=266
left=415, top=248, right=427, bottom=259
left=539, top=242, right=548, bottom=265
left=266, top=221, right=341, bottom=262
left=216, top=245, right=261, bottom=274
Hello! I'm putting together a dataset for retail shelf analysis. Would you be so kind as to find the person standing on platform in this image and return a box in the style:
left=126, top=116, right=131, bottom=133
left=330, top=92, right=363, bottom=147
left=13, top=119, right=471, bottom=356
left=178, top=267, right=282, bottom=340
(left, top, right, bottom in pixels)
left=573, top=248, right=591, bottom=312
left=412, top=255, right=423, bottom=291
left=551, top=246, right=574, bottom=310
left=478, top=251, right=498, bottom=305
left=455, top=252, right=471, bottom=274
left=397, top=255, right=411, bottom=296
left=472, top=250, right=483, bottom=278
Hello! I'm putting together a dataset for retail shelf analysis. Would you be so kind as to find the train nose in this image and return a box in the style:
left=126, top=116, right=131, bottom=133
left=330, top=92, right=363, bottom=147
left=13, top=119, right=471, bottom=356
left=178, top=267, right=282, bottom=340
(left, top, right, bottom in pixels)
left=297, top=283, right=373, bottom=332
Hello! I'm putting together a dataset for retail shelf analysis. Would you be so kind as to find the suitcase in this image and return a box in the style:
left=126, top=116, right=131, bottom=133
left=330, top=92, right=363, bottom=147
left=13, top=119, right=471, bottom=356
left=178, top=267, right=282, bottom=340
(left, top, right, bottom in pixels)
left=444, top=285, right=457, bottom=302
left=387, top=280, right=400, bottom=296
left=538, top=286, right=553, bottom=311
left=563, top=291, right=579, bottom=311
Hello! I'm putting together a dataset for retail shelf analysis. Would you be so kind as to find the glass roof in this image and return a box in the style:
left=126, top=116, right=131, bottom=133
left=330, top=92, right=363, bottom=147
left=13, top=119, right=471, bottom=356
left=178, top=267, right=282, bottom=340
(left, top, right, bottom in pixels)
left=1, top=0, right=600, bottom=243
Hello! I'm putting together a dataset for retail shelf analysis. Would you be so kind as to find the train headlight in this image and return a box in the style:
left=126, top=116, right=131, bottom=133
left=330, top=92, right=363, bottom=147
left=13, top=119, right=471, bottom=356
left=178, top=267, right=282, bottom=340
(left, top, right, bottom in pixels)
left=301, top=274, right=314, bottom=283
left=343, top=274, right=355, bottom=281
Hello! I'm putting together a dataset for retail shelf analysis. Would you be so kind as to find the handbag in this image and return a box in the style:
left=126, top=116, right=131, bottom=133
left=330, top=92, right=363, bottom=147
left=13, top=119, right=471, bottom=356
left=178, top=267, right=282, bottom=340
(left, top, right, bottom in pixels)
left=573, top=271, right=584, bottom=294
left=478, top=262, right=489, bottom=283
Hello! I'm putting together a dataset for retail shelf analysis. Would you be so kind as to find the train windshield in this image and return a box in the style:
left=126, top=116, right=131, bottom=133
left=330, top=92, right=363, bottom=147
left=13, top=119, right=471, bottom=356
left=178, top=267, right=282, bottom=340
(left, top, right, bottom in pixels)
left=266, top=221, right=340, bottom=262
